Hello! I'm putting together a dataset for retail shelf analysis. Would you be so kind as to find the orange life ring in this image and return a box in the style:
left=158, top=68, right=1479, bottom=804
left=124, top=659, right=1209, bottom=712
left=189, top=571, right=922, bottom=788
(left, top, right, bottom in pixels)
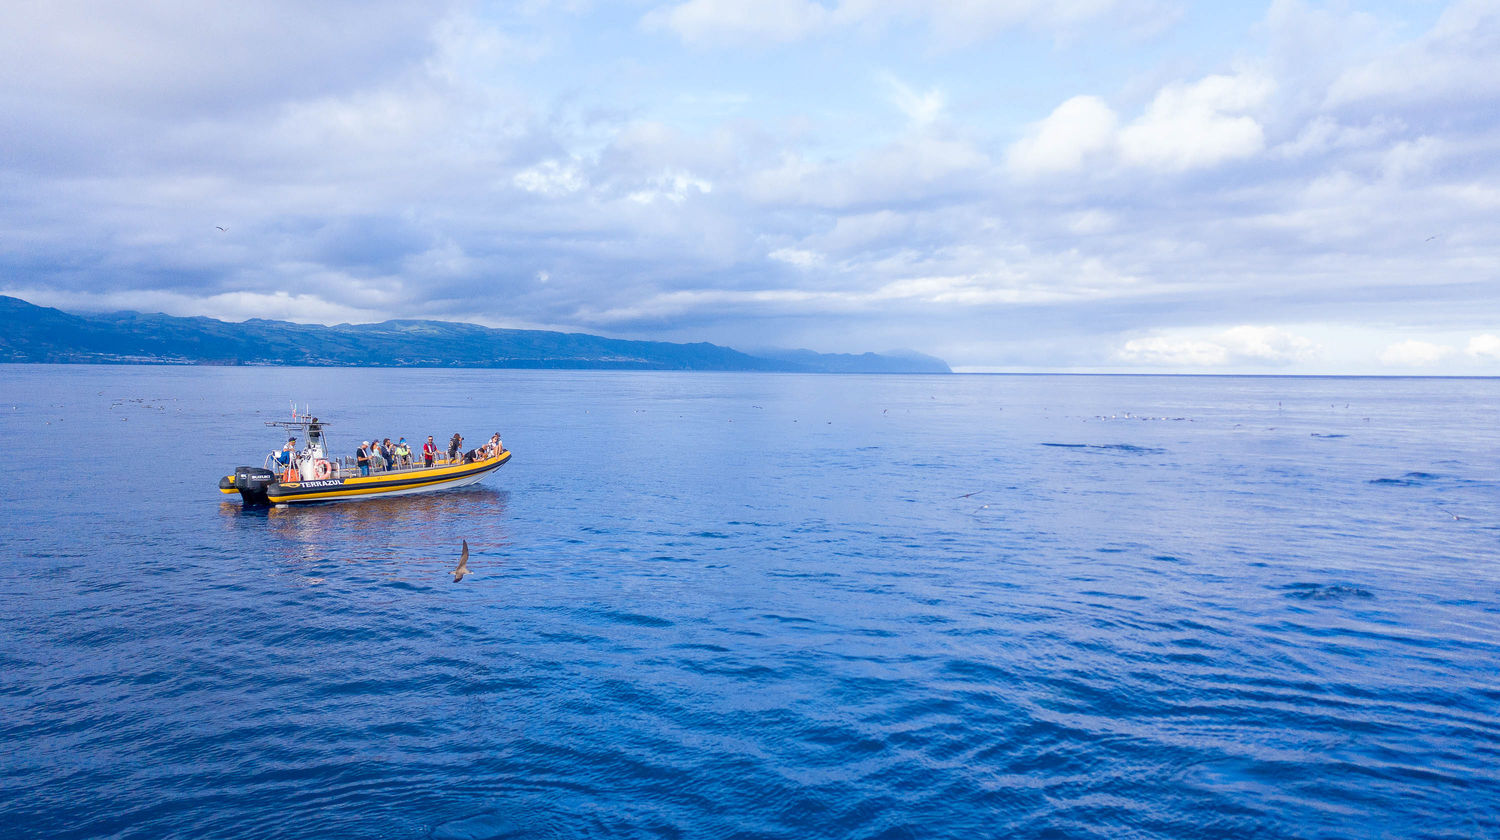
left=312, top=460, right=333, bottom=480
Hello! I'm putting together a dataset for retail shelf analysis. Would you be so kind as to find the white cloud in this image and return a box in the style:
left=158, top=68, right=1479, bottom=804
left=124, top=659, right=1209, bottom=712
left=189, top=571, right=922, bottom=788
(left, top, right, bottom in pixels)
left=1006, top=95, right=1118, bottom=177
left=626, top=170, right=713, bottom=204
left=1217, top=325, right=1318, bottom=362
left=401, top=238, right=475, bottom=278
left=1, top=286, right=392, bottom=326
left=814, top=210, right=913, bottom=252
left=885, top=76, right=946, bottom=127
left=1466, top=334, right=1500, bottom=359
left=1381, top=136, right=1449, bottom=182
left=644, top=0, right=1174, bottom=46
left=572, top=271, right=1091, bottom=326
left=768, top=247, right=822, bottom=268
left=1274, top=116, right=1397, bottom=159
left=1117, top=73, right=1273, bottom=171
left=867, top=274, right=1085, bottom=306
left=1117, top=335, right=1230, bottom=366
left=643, top=0, right=830, bottom=45
left=745, top=134, right=990, bottom=208
left=514, top=160, right=587, bottom=196
left=0, top=1, right=448, bottom=126
left=1067, top=210, right=1116, bottom=234
left=1007, top=72, right=1273, bottom=176
left=1117, top=325, right=1317, bottom=367
left=1326, top=0, right=1500, bottom=108
left=1380, top=339, right=1455, bottom=366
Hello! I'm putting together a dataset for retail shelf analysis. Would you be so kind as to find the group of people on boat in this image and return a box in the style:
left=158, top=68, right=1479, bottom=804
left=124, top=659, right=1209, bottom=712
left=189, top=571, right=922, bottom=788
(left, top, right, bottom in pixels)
left=355, top=437, right=413, bottom=474
left=352, top=432, right=503, bottom=476
left=447, top=432, right=505, bottom=466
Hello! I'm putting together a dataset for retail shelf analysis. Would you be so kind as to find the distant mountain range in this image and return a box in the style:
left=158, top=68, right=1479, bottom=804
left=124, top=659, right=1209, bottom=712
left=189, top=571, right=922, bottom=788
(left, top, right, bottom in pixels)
left=0, top=295, right=950, bottom=373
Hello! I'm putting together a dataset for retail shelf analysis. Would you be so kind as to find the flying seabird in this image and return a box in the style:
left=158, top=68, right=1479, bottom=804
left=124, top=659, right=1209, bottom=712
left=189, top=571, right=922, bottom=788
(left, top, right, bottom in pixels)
left=453, top=540, right=470, bottom=582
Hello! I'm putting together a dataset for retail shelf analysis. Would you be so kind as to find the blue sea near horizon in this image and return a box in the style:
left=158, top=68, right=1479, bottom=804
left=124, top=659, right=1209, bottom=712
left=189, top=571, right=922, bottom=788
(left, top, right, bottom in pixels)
left=1, top=365, right=1498, bottom=839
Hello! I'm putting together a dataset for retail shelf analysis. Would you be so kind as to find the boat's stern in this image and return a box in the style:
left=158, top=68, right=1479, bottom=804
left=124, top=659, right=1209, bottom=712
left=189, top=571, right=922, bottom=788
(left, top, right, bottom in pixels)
left=220, top=466, right=276, bottom=506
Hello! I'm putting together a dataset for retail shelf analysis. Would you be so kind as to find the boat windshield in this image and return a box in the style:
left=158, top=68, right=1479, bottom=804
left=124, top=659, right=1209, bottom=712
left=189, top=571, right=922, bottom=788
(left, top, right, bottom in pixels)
left=306, top=421, right=325, bottom=450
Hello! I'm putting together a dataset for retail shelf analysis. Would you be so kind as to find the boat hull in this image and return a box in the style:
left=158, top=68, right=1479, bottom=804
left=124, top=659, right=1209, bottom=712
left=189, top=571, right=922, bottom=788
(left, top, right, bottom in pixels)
left=232, top=451, right=511, bottom=506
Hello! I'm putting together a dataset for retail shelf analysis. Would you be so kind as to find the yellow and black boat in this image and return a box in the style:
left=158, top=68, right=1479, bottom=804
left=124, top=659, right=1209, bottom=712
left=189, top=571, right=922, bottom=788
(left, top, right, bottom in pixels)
left=218, top=414, right=510, bottom=507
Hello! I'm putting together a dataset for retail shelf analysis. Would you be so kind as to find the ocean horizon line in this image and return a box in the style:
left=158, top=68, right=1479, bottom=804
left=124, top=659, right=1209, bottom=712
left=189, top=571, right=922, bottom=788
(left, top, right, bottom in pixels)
left=3, top=360, right=1497, bottom=380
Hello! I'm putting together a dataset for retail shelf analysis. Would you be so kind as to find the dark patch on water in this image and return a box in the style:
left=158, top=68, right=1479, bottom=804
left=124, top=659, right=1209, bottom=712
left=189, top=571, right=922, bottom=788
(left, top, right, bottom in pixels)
left=1080, top=589, right=1148, bottom=601
left=766, top=570, right=839, bottom=580
left=1369, top=472, right=1442, bottom=486
left=581, top=609, right=675, bottom=628
left=684, top=660, right=776, bottom=679
left=1311, top=433, right=1348, bottom=438
left=431, top=811, right=551, bottom=840
left=940, top=658, right=1015, bottom=684
left=671, top=642, right=730, bottom=652
left=758, top=613, right=816, bottom=624
left=1040, top=443, right=1166, bottom=454
left=537, top=631, right=606, bottom=645
left=1282, top=582, right=1374, bottom=601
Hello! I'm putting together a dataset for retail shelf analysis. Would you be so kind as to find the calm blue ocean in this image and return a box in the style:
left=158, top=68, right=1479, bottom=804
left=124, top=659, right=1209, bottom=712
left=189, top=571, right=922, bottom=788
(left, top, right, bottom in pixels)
left=1, top=366, right=1497, bottom=839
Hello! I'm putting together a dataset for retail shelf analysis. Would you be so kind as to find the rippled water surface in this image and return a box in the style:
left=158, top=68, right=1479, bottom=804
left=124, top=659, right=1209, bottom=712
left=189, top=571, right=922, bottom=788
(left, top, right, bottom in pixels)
left=3, top=366, right=1499, bottom=839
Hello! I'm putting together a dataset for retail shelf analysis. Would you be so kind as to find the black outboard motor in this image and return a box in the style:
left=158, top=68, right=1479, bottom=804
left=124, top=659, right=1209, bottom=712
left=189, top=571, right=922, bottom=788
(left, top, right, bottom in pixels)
left=232, top=466, right=276, bottom=506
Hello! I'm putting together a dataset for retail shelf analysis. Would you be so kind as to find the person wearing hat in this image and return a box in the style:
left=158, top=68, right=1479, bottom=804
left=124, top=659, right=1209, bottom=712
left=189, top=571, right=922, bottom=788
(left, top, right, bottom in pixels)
left=276, top=436, right=296, bottom=467
left=356, top=440, right=372, bottom=476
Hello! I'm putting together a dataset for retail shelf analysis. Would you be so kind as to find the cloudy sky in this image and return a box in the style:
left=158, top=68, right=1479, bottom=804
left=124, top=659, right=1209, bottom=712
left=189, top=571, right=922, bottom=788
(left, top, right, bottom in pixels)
left=3, top=1, right=1498, bottom=372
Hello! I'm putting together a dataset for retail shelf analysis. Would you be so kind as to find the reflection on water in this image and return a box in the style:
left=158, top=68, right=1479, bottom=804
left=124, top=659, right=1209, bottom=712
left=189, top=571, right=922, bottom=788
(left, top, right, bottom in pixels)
left=218, top=487, right=511, bottom=568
